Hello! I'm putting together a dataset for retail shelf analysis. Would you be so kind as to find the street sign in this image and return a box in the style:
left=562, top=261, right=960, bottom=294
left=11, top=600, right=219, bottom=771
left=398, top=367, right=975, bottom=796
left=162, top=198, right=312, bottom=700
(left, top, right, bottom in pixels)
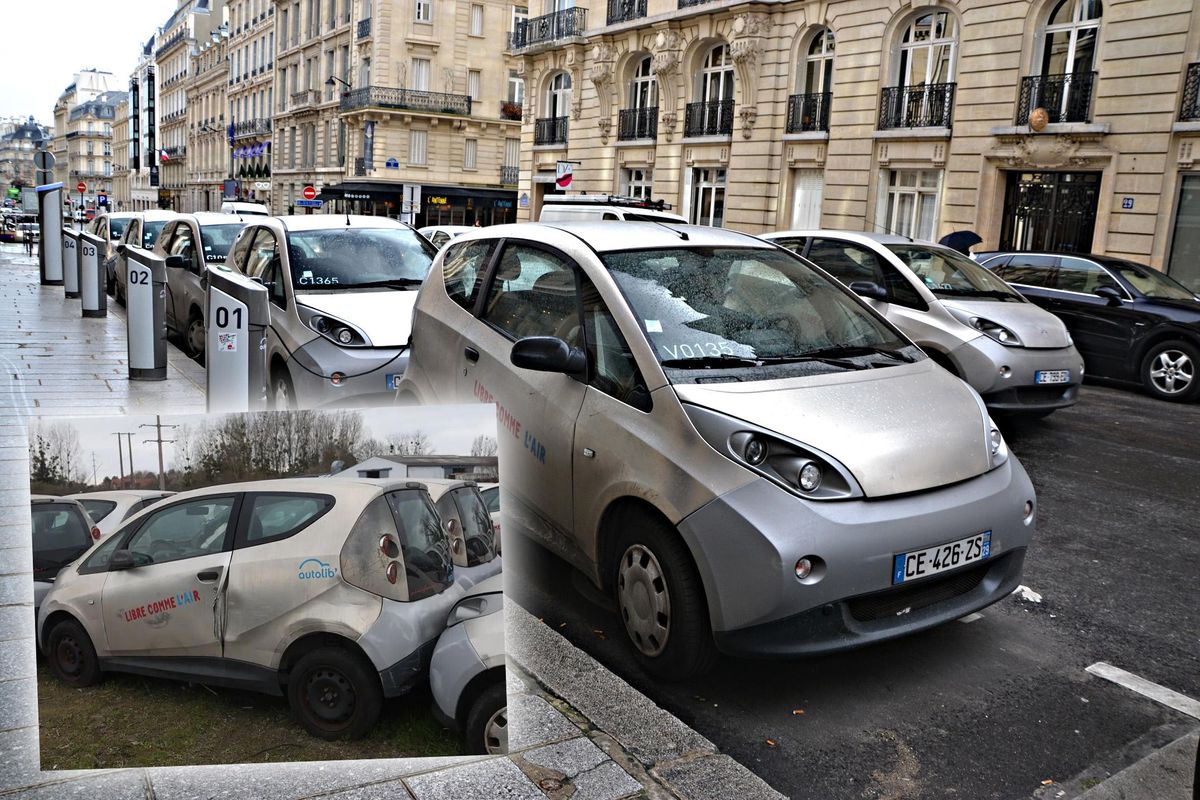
left=76, top=182, right=87, bottom=193
left=34, top=150, right=55, bottom=170
left=97, top=194, right=108, bottom=207
left=296, top=199, right=323, bottom=208
left=302, top=185, right=317, bottom=201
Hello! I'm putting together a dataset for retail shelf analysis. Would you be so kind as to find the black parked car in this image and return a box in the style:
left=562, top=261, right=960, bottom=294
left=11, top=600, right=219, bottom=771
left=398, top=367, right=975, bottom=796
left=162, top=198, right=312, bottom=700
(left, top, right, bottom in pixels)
left=978, top=252, right=1200, bottom=402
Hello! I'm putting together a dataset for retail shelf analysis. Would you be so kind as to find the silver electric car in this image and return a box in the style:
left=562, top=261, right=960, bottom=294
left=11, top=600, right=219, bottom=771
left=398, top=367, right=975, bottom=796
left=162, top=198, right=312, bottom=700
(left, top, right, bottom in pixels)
left=397, top=223, right=1038, bottom=678
left=111, top=209, right=179, bottom=304
left=420, top=479, right=502, bottom=589
left=763, top=231, right=1084, bottom=416
left=222, top=215, right=438, bottom=409
left=66, top=490, right=175, bottom=539
left=32, top=496, right=98, bottom=620
left=38, top=478, right=468, bottom=740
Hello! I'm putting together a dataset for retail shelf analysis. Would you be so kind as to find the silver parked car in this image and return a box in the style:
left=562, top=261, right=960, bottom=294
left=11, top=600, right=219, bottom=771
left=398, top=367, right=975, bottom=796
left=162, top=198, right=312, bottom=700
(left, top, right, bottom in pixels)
left=31, top=496, right=99, bottom=619
left=160, top=213, right=250, bottom=358
left=430, top=573, right=505, bottom=754
left=66, top=490, right=175, bottom=539
left=222, top=215, right=438, bottom=409
left=38, top=478, right=469, bottom=739
left=111, top=209, right=179, bottom=304
left=763, top=231, right=1085, bottom=416
left=420, top=479, right=502, bottom=588
left=397, top=222, right=1037, bottom=678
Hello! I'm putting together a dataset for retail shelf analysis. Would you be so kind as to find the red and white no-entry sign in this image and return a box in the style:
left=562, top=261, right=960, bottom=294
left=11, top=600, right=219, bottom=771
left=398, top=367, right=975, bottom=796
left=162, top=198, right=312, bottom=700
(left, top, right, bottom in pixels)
left=302, top=185, right=317, bottom=201
left=76, top=182, right=87, bottom=193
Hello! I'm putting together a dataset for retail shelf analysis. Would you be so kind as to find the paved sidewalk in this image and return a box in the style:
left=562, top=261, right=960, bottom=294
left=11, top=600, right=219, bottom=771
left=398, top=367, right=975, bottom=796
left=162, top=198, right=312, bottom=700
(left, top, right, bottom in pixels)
left=0, top=244, right=205, bottom=416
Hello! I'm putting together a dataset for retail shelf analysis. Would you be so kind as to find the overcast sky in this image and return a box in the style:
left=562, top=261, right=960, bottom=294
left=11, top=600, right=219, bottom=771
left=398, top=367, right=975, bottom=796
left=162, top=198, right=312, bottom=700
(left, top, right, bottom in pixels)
left=4, top=1, right=179, bottom=122
left=30, top=406, right=496, bottom=484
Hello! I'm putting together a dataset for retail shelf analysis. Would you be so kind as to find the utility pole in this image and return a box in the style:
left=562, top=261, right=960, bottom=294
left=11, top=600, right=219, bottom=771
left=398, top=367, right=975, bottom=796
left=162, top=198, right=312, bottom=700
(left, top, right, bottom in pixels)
left=140, top=415, right=178, bottom=490
left=113, top=432, right=126, bottom=488
left=91, top=452, right=98, bottom=486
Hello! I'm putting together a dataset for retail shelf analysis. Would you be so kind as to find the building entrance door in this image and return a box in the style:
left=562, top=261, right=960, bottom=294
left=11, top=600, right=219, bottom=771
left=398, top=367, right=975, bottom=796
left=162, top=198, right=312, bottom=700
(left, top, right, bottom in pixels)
left=999, top=170, right=1099, bottom=252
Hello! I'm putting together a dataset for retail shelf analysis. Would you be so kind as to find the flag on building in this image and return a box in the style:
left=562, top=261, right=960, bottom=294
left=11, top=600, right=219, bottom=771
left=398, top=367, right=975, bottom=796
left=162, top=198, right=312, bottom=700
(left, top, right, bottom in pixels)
left=556, top=161, right=573, bottom=189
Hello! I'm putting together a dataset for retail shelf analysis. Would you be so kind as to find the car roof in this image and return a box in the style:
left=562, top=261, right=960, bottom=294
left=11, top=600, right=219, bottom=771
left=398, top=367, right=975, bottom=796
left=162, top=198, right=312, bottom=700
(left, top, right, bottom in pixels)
left=182, top=212, right=247, bottom=226
left=274, top=214, right=409, bottom=232
left=469, top=221, right=769, bottom=254
left=134, top=209, right=179, bottom=221
left=66, top=490, right=175, bottom=501
left=163, top=476, right=433, bottom=501
left=765, top=229, right=936, bottom=247
left=98, top=212, right=138, bottom=220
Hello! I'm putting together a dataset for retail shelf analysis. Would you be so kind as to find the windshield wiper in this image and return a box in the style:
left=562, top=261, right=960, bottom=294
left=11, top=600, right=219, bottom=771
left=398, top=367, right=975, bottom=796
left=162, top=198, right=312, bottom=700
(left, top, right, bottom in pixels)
left=352, top=277, right=426, bottom=289
left=788, top=345, right=915, bottom=364
left=660, top=354, right=762, bottom=369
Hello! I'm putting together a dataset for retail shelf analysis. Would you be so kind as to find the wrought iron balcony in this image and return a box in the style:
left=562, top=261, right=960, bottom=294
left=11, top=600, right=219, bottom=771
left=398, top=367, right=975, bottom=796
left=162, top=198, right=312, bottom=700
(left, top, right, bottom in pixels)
left=353, top=157, right=370, bottom=176
left=607, top=0, right=646, bottom=25
left=684, top=99, right=734, bottom=137
left=357, top=17, right=371, bottom=39
left=678, top=0, right=715, bottom=7
left=232, top=118, right=272, bottom=140
left=500, top=100, right=523, bottom=121
left=500, top=165, right=519, bottom=185
left=618, top=106, right=657, bottom=141
left=340, top=86, right=473, bottom=116
left=1016, top=72, right=1096, bottom=125
left=878, top=83, right=956, bottom=130
left=155, top=29, right=186, bottom=58
left=1179, top=63, right=1200, bottom=121
left=291, top=89, right=319, bottom=108
left=509, top=7, right=587, bottom=51
left=534, top=116, right=569, bottom=145
left=786, top=91, right=831, bottom=133
left=162, top=145, right=186, bottom=161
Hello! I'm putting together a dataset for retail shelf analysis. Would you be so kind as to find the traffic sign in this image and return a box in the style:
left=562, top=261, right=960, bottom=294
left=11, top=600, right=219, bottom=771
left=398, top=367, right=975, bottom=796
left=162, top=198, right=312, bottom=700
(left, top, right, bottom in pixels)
left=76, top=182, right=87, bottom=193
left=302, top=185, right=317, bottom=201
left=34, top=150, right=55, bottom=170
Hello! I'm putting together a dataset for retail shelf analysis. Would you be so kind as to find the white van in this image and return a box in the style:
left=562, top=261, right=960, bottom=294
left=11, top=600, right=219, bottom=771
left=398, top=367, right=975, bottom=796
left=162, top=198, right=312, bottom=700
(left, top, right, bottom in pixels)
left=220, top=201, right=270, bottom=217
left=539, top=195, right=686, bottom=224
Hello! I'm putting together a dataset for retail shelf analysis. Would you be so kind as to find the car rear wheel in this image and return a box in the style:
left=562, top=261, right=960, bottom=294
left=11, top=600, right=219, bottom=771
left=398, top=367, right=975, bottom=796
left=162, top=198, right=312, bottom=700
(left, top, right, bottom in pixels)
left=464, top=680, right=507, bottom=755
left=1140, top=340, right=1199, bottom=402
left=287, top=647, right=382, bottom=740
left=184, top=311, right=205, bottom=361
left=271, top=366, right=297, bottom=410
left=47, top=619, right=102, bottom=687
left=612, top=514, right=717, bottom=680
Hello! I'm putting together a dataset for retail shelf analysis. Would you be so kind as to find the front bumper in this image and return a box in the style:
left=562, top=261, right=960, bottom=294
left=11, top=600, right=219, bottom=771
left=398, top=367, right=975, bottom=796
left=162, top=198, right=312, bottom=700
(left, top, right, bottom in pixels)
left=356, top=583, right=467, bottom=697
left=453, top=557, right=502, bottom=593
left=677, top=457, right=1036, bottom=657
left=429, top=622, right=484, bottom=729
left=949, top=337, right=1084, bottom=411
left=288, top=337, right=409, bottom=409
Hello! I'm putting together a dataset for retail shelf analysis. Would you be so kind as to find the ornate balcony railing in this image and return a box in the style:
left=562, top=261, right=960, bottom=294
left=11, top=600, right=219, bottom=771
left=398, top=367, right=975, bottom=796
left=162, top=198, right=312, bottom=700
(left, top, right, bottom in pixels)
left=155, top=29, right=186, bottom=57
left=678, top=0, right=715, bottom=7
left=291, top=89, right=319, bottom=108
left=357, top=17, right=371, bottom=39
left=1016, top=72, right=1096, bottom=125
left=232, top=118, right=272, bottom=139
left=509, top=7, right=587, bottom=50
left=500, top=100, right=523, bottom=121
left=607, top=0, right=647, bottom=24
left=878, top=82, right=956, bottom=130
left=534, top=116, right=569, bottom=145
left=353, top=157, right=370, bottom=176
left=500, top=165, right=519, bottom=185
left=618, top=106, right=657, bottom=140
left=786, top=91, right=831, bottom=133
left=162, top=145, right=186, bottom=161
left=340, top=86, right=473, bottom=116
left=1180, top=63, right=1200, bottom=121
left=684, top=99, right=734, bottom=137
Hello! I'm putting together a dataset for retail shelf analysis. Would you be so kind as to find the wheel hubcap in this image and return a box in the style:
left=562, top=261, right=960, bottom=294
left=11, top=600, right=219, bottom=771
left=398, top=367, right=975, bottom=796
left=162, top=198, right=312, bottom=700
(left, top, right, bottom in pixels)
left=56, top=636, right=82, bottom=676
left=188, top=320, right=205, bottom=355
left=304, top=667, right=355, bottom=725
left=483, top=706, right=508, bottom=754
left=1150, top=350, right=1194, bottom=395
left=274, top=379, right=291, bottom=408
left=617, top=544, right=671, bottom=657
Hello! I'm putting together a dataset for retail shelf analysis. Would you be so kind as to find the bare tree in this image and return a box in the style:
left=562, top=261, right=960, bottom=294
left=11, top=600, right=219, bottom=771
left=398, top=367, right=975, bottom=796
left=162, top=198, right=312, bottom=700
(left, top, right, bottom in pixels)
left=386, top=431, right=432, bottom=455
left=470, top=435, right=498, bottom=457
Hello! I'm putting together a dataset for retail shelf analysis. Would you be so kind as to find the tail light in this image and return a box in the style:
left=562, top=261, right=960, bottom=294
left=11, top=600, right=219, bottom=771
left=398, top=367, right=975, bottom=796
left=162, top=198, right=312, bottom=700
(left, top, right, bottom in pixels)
left=91, top=526, right=101, bottom=540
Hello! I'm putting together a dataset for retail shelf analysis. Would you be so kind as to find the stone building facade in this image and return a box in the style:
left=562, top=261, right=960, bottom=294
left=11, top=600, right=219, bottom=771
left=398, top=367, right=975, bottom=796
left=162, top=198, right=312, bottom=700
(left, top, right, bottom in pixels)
left=227, top=0, right=277, bottom=207
left=111, top=100, right=131, bottom=210
left=512, top=0, right=1200, bottom=291
left=51, top=70, right=122, bottom=213
left=186, top=35, right=231, bottom=211
left=0, top=117, right=51, bottom=193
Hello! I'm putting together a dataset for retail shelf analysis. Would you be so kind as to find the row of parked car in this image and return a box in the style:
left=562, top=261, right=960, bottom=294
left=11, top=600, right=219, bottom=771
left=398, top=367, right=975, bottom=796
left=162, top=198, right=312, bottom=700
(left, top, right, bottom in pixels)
left=31, top=478, right=505, bottom=750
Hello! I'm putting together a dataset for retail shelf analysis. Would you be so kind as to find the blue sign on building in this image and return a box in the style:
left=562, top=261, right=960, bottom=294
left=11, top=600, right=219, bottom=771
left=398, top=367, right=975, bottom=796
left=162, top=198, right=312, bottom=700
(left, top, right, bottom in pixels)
left=385, top=157, right=399, bottom=169
left=296, top=199, right=323, bottom=208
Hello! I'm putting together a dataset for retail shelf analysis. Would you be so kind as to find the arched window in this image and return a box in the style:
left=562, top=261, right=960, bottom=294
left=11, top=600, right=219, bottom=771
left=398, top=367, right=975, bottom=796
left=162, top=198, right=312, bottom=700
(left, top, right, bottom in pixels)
left=629, top=56, right=656, bottom=110
left=546, top=71, right=572, bottom=119
left=621, top=55, right=657, bottom=141
left=699, top=44, right=734, bottom=104
left=1042, top=0, right=1101, bottom=76
left=687, top=44, right=734, bottom=137
left=801, top=28, right=835, bottom=96
left=899, top=11, right=957, bottom=87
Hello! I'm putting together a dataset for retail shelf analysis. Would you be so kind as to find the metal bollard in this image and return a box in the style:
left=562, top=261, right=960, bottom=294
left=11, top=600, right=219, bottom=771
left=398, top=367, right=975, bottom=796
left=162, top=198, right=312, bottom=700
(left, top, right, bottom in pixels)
left=79, top=231, right=107, bottom=318
left=37, top=184, right=64, bottom=285
left=205, top=265, right=270, bottom=413
left=62, top=228, right=81, bottom=299
left=124, top=246, right=168, bottom=381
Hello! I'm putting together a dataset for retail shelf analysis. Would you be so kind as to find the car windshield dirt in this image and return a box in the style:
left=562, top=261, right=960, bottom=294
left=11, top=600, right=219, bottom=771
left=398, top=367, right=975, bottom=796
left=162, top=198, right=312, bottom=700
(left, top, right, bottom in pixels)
left=199, top=224, right=246, bottom=263
left=286, top=228, right=437, bottom=289
left=142, top=221, right=168, bottom=249
left=76, top=499, right=117, bottom=524
left=887, top=245, right=1024, bottom=302
left=602, top=247, right=909, bottom=369
left=1098, top=258, right=1198, bottom=301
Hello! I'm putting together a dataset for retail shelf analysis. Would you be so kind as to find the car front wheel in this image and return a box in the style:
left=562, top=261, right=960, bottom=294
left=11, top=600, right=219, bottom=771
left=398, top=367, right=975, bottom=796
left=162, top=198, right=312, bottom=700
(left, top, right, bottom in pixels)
left=47, top=619, right=102, bottom=687
left=1141, top=340, right=1199, bottom=402
left=271, top=366, right=297, bottom=410
left=287, top=647, right=382, bottom=740
left=463, top=680, right=507, bottom=755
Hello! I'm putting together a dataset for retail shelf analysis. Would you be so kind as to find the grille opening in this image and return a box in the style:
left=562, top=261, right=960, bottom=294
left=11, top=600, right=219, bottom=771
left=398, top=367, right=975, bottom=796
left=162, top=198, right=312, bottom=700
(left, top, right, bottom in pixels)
left=847, top=561, right=990, bottom=622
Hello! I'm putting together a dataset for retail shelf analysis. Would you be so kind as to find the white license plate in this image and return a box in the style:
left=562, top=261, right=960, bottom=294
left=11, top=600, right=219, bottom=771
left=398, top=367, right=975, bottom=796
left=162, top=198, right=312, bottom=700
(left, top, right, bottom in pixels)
left=1035, top=369, right=1070, bottom=384
left=892, top=531, right=992, bottom=585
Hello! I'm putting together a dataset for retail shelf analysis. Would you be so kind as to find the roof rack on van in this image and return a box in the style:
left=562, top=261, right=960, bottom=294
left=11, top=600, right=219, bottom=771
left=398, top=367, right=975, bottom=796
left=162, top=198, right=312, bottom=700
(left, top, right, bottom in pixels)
left=542, top=194, right=673, bottom=211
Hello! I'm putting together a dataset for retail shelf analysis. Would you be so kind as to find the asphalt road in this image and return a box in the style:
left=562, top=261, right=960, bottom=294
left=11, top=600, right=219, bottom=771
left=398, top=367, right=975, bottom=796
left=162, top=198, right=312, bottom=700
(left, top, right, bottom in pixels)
left=505, top=383, right=1200, bottom=799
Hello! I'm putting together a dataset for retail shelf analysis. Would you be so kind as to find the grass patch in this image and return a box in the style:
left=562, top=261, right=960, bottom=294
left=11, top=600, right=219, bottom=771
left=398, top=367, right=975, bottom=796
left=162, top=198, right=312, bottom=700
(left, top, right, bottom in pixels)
left=37, top=663, right=461, bottom=769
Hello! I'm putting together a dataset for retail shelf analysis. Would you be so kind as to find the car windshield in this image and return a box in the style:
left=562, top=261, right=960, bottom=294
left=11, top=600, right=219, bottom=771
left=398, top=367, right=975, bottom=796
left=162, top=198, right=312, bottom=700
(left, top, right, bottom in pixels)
left=886, top=245, right=1024, bottom=302
left=1097, top=258, right=1198, bottom=301
left=601, top=247, right=911, bottom=370
left=108, top=219, right=128, bottom=238
left=76, top=499, right=117, bottom=524
left=143, top=220, right=168, bottom=248
left=286, top=227, right=437, bottom=289
left=199, top=224, right=246, bottom=263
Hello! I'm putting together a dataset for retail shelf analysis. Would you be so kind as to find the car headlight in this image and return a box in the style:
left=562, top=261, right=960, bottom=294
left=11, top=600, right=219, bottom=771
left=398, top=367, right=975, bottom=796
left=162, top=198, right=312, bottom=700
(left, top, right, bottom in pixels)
left=970, top=316, right=1022, bottom=347
left=447, top=591, right=503, bottom=626
left=686, top=406, right=863, bottom=500
left=987, top=418, right=1009, bottom=469
left=297, top=305, right=372, bottom=348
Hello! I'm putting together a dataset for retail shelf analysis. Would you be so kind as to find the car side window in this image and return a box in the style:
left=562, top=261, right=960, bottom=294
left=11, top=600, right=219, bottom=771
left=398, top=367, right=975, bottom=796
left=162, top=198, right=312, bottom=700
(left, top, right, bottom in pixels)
left=773, top=237, right=807, bottom=255
left=1057, top=257, right=1123, bottom=296
left=78, top=532, right=126, bottom=574
left=431, top=231, right=450, bottom=247
left=580, top=276, right=652, bottom=411
left=1000, top=255, right=1056, bottom=288
left=169, top=225, right=198, bottom=269
left=240, top=493, right=334, bottom=547
left=126, top=220, right=140, bottom=247
left=809, top=239, right=925, bottom=309
left=123, top=496, right=236, bottom=566
left=443, top=240, right=493, bottom=312
left=481, top=244, right=582, bottom=344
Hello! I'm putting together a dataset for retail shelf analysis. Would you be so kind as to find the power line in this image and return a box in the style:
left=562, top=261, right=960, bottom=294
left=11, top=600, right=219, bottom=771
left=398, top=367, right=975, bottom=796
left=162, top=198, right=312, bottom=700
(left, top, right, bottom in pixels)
left=139, top=415, right=179, bottom=491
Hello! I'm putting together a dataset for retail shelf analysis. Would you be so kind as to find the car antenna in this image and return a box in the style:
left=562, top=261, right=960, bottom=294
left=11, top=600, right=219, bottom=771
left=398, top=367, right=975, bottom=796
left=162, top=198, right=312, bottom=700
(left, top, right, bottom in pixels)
left=650, top=219, right=688, bottom=241
left=863, top=212, right=913, bottom=242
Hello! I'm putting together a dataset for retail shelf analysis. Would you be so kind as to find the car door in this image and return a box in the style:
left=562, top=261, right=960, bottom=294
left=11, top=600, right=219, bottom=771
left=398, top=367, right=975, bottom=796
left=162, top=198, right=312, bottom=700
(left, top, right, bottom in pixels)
left=99, top=494, right=240, bottom=658
left=992, top=254, right=1059, bottom=310
left=1045, top=257, right=1136, bottom=376
left=245, top=228, right=296, bottom=357
left=158, top=222, right=186, bottom=330
left=459, top=240, right=589, bottom=566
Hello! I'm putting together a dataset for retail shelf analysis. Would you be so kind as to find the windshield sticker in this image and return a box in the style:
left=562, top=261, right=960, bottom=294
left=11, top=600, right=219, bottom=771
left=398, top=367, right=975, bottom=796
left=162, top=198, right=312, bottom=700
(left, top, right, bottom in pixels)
left=298, top=557, right=338, bottom=580
left=217, top=333, right=237, bottom=352
left=645, top=319, right=663, bottom=333
left=121, top=588, right=202, bottom=623
left=660, top=341, right=737, bottom=359
left=298, top=274, right=339, bottom=285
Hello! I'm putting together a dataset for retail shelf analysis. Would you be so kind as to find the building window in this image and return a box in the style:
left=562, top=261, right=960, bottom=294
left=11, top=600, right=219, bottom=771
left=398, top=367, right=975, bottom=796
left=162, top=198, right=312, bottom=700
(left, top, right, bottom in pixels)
left=511, top=4, right=527, bottom=34
left=504, top=137, right=520, bottom=167
left=629, top=55, right=656, bottom=110
left=1033, top=0, right=1101, bottom=119
left=410, top=129, right=428, bottom=165
left=470, top=3, right=484, bottom=36
left=468, top=69, right=481, bottom=101
left=898, top=11, right=958, bottom=87
left=690, top=168, right=726, bottom=227
left=699, top=44, right=734, bottom=104
left=415, top=0, right=432, bottom=23
left=789, top=169, right=823, bottom=229
left=412, top=58, right=430, bottom=91
left=801, top=28, right=835, bottom=96
left=884, top=169, right=941, bottom=240
left=508, top=71, right=525, bottom=104
left=464, top=138, right=477, bottom=169
left=1167, top=174, right=1200, bottom=293
left=621, top=168, right=653, bottom=200
left=546, top=71, right=572, bottom=118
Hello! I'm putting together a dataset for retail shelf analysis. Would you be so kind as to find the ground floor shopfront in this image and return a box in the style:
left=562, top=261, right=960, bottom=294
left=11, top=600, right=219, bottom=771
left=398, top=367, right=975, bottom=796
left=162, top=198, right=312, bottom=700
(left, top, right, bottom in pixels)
left=317, top=181, right=517, bottom=228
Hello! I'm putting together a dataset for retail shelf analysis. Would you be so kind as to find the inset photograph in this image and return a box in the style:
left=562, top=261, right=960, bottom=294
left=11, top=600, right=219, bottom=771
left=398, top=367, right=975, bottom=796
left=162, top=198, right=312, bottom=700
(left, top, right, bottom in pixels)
left=27, top=406, right=504, bottom=768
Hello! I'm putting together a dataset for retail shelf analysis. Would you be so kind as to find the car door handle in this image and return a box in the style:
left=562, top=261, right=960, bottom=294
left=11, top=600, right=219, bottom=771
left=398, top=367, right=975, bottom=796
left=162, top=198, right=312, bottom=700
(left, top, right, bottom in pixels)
left=464, top=346, right=479, bottom=363
left=197, top=569, right=221, bottom=582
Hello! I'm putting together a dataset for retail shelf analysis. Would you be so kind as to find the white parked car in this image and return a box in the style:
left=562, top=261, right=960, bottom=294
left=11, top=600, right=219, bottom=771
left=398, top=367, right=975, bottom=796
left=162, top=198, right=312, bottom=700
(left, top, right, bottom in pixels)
left=477, top=482, right=501, bottom=553
left=31, top=496, right=99, bottom=619
left=111, top=209, right=179, bottom=303
left=539, top=194, right=686, bottom=223
left=221, top=201, right=270, bottom=216
left=418, top=226, right=475, bottom=248
left=66, top=490, right=174, bottom=539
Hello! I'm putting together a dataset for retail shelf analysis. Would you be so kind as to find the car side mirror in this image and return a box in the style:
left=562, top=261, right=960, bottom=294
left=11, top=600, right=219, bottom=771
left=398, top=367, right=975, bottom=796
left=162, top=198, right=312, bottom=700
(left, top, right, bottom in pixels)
left=849, top=281, right=888, bottom=302
left=165, top=254, right=187, bottom=270
left=109, top=550, right=152, bottom=571
left=1093, top=286, right=1122, bottom=305
left=511, top=336, right=587, bottom=376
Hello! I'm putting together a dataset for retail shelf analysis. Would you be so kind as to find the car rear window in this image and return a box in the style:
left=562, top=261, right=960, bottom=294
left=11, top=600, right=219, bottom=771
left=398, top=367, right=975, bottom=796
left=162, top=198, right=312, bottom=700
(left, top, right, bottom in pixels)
left=32, top=505, right=92, bottom=554
left=76, top=499, right=117, bottom=524
left=452, top=488, right=497, bottom=567
left=341, top=491, right=452, bottom=603
left=199, top=224, right=247, bottom=263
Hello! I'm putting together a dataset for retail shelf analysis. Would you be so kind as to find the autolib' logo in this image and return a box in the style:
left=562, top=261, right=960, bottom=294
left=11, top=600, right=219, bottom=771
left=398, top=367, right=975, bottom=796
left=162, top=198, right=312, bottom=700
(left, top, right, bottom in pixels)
left=297, top=558, right=337, bottom=580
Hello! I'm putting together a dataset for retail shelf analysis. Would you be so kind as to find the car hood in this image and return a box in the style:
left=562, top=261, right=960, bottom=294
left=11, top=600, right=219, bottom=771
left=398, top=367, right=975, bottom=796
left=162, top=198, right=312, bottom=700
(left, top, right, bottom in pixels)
left=295, top=290, right=418, bottom=347
left=940, top=299, right=1073, bottom=348
left=673, top=360, right=992, bottom=498
left=1139, top=297, right=1200, bottom=316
